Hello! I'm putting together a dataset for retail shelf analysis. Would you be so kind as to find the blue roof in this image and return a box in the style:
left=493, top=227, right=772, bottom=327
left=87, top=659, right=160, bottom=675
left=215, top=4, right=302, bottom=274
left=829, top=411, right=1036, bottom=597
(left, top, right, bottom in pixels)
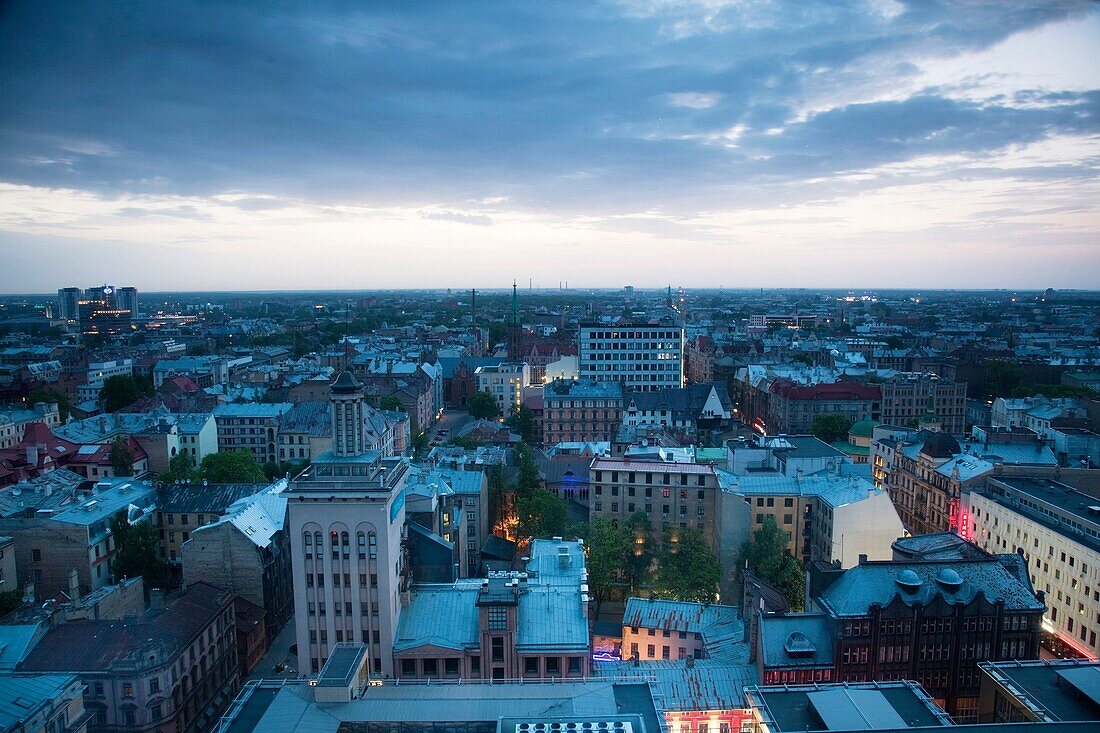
left=0, top=673, right=79, bottom=729
left=0, top=625, right=45, bottom=671
left=393, top=581, right=481, bottom=652
left=758, top=613, right=836, bottom=669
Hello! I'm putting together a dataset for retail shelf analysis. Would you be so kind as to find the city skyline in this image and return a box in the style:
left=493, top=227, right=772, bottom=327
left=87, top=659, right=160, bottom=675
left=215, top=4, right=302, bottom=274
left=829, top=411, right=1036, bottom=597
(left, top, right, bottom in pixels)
left=1, top=1, right=1098, bottom=292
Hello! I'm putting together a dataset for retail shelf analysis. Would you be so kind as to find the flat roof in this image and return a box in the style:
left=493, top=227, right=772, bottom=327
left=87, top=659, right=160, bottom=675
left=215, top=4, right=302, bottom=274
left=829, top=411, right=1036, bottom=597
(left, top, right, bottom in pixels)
left=317, top=643, right=366, bottom=687
left=981, top=660, right=1100, bottom=722
left=746, top=681, right=952, bottom=731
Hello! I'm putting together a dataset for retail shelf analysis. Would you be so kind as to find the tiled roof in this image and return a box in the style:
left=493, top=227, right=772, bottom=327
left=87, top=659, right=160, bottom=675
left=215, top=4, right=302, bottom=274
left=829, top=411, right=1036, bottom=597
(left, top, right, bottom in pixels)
left=817, top=559, right=1044, bottom=618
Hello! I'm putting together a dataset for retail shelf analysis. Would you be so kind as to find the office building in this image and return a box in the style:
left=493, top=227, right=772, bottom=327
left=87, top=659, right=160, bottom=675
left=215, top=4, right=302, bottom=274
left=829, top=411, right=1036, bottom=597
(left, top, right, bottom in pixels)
left=578, top=323, right=684, bottom=392
left=287, top=372, right=411, bottom=676
left=57, top=287, right=81, bottom=323
left=967, top=475, right=1100, bottom=658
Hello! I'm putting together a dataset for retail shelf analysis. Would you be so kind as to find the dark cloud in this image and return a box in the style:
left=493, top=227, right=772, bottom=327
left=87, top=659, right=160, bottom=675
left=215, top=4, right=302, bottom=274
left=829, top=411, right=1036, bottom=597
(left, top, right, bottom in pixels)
left=0, top=0, right=1095, bottom=214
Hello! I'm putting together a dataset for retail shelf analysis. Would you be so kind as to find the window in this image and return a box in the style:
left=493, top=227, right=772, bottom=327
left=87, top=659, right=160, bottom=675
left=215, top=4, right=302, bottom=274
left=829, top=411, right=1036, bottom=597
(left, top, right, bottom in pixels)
left=423, top=658, right=437, bottom=676
left=546, top=657, right=560, bottom=675
left=401, top=659, right=416, bottom=677
left=525, top=657, right=539, bottom=675
left=488, top=607, right=508, bottom=630
left=122, top=683, right=134, bottom=698
left=369, top=532, right=377, bottom=559
left=492, top=637, right=505, bottom=662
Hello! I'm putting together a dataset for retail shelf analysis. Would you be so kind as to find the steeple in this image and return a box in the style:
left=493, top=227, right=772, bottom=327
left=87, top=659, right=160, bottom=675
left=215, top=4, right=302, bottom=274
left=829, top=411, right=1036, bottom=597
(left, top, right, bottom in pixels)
left=507, top=279, right=522, bottom=360
left=510, top=279, right=520, bottom=326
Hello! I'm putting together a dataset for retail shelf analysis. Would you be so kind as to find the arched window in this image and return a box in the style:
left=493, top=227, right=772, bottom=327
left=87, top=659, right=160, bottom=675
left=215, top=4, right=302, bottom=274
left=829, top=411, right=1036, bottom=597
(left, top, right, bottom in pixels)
left=304, top=532, right=313, bottom=559
left=368, top=532, right=377, bottom=560
left=314, top=532, right=322, bottom=558
left=341, top=531, right=350, bottom=557
left=330, top=530, right=340, bottom=559
left=357, top=532, right=366, bottom=560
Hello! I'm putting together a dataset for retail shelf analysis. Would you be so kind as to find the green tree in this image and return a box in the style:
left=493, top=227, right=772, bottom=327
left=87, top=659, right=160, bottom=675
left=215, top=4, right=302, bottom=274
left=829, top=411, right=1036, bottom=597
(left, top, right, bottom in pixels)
left=468, top=391, right=500, bottom=420
left=985, top=359, right=1024, bottom=400
left=0, top=589, right=22, bottom=617
left=586, top=519, right=633, bottom=618
left=738, top=515, right=805, bottom=611
left=162, top=452, right=198, bottom=484
left=514, top=442, right=541, bottom=494
left=811, top=413, right=852, bottom=443
left=99, top=375, right=153, bottom=412
left=111, top=516, right=170, bottom=592
left=487, top=464, right=507, bottom=533
left=379, top=396, right=404, bottom=412
left=25, top=387, right=72, bottom=421
left=506, top=404, right=536, bottom=443
left=108, top=437, right=135, bottom=477
left=654, top=527, right=720, bottom=603
left=625, top=512, right=655, bottom=592
left=516, top=488, right=568, bottom=541
left=200, top=450, right=267, bottom=483
left=411, top=431, right=430, bottom=458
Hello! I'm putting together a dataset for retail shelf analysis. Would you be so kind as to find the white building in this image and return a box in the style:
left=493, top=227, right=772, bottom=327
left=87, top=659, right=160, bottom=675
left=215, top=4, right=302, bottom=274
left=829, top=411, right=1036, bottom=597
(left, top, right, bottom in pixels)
left=77, top=359, right=134, bottom=402
left=578, top=323, right=684, bottom=392
left=287, top=372, right=410, bottom=677
left=474, top=362, right=530, bottom=418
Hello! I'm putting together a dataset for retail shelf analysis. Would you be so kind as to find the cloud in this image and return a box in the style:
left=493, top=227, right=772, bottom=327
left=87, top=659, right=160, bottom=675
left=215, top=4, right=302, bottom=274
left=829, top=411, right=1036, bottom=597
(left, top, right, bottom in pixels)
left=0, top=0, right=1096, bottom=289
left=420, top=211, right=494, bottom=226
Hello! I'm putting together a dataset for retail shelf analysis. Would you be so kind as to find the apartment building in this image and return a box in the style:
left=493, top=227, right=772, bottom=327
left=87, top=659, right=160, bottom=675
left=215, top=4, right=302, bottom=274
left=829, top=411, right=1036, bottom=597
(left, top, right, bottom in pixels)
left=879, top=373, right=967, bottom=434
left=474, top=362, right=530, bottom=419
left=766, top=380, right=881, bottom=435
left=967, top=475, right=1100, bottom=659
left=212, top=403, right=293, bottom=465
left=620, top=597, right=738, bottom=662
left=578, top=323, right=684, bottom=392
left=543, top=379, right=624, bottom=445
left=19, top=582, right=238, bottom=733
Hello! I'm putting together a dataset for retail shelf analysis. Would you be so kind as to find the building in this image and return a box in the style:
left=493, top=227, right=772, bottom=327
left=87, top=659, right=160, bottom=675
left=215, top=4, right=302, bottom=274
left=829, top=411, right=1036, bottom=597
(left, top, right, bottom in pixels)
left=578, top=323, right=684, bottom=392
left=758, top=553, right=1045, bottom=720
left=745, top=680, right=954, bottom=732
left=622, top=383, right=733, bottom=434
left=880, top=432, right=993, bottom=537
left=233, top=597, right=267, bottom=678
left=0, top=673, right=88, bottom=733
left=879, top=373, right=967, bottom=434
left=287, top=372, right=411, bottom=676
left=0, top=535, right=15, bottom=595
left=276, top=400, right=332, bottom=465
left=726, top=472, right=905, bottom=568
left=978, top=658, right=1100, bottom=724
left=212, top=402, right=294, bottom=464
left=114, top=287, right=138, bottom=319
left=77, top=359, right=133, bottom=403
left=0, top=478, right=156, bottom=598
left=0, top=404, right=61, bottom=451
left=474, top=363, right=531, bottom=419
left=589, top=456, right=719, bottom=548
left=392, top=539, right=591, bottom=680
left=156, top=481, right=276, bottom=573
left=75, top=286, right=134, bottom=337
left=18, top=582, right=237, bottom=733
left=967, top=475, right=1100, bottom=658
left=543, top=380, right=624, bottom=445
left=767, top=380, right=881, bottom=435
left=57, top=287, right=81, bottom=323
left=153, top=356, right=229, bottom=388
left=620, top=597, right=739, bottom=662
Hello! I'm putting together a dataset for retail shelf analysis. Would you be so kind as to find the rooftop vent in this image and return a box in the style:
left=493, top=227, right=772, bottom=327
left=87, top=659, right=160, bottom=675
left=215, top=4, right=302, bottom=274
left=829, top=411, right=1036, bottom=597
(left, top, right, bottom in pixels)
left=895, top=569, right=922, bottom=593
left=935, top=567, right=964, bottom=591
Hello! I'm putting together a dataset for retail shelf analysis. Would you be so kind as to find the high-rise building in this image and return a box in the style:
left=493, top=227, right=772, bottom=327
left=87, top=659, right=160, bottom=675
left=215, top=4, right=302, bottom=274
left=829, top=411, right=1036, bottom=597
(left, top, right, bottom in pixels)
left=57, top=286, right=81, bottom=322
left=76, top=284, right=134, bottom=336
left=116, top=285, right=139, bottom=317
left=287, top=371, right=411, bottom=676
left=578, top=322, right=684, bottom=392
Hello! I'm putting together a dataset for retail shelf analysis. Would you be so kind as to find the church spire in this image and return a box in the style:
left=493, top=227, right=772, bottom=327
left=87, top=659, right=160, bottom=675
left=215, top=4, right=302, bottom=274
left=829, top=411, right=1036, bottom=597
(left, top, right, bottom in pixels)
left=511, top=279, right=519, bottom=326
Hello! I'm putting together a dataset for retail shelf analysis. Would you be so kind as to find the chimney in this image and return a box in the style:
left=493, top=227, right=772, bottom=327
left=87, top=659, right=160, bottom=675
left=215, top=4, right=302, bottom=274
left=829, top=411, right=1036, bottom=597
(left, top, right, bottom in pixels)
left=68, top=568, right=80, bottom=603
left=25, top=444, right=38, bottom=467
left=858, top=553, right=868, bottom=565
left=150, top=588, right=166, bottom=611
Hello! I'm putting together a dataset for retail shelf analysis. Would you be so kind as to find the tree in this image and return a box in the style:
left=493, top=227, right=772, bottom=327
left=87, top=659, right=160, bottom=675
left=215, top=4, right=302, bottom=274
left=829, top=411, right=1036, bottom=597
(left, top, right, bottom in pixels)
left=411, top=431, right=430, bottom=458
left=506, top=404, right=536, bottom=443
left=984, top=359, right=1024, bottom=400
left=25, top=387, right=71, bottom=421
left=108, top=437, right=135, bottom=477
left=99, top=375, right=152, bottom=412
left=738, top=515, right=805, bottom=611
left=586, top=519, right=633, bottom=617
left=0, top=589, right=22, bottom=617
left=467, top=390, right=500, bottom=420
left=487, top=464, right=507, bottom=533
left=111, top=516, right=170, bottom=592
left=654, top=527, right=720, bottom=603
left=162, top=452, right=198, bottom=484
left=379, top=396, right=404, bottom=412
left=624, top=512, right=655, bottom=592
left=514, top=442, right=541, bottom=495
left=200, top=450, right=266, bottom=483
left=516, top=488, right=568, bottom=541
left=811, top=413, right=852, bottom=444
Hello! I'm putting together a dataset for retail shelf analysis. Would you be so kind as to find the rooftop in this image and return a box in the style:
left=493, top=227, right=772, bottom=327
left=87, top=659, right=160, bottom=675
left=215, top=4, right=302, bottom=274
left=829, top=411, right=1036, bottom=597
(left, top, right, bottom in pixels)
left=745, top=681, right=953, bottom=731
left=0, top=673, right=81, bottom=731
left=980, top=659, right=1100, bottom=723
left=159, top=481, right=274, bottom=515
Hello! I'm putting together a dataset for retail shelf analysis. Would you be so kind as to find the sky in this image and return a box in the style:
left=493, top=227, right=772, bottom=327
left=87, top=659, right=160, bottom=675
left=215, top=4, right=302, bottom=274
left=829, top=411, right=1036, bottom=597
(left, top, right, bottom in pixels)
left=0, top=0, right=1097, bottom=293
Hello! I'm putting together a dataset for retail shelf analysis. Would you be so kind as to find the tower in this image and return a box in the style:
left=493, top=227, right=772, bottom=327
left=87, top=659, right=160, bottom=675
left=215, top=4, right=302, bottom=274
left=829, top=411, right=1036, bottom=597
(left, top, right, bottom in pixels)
left=330, top=371, right=366, bottom=456
left=507, top=280, right=522, bottom=361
